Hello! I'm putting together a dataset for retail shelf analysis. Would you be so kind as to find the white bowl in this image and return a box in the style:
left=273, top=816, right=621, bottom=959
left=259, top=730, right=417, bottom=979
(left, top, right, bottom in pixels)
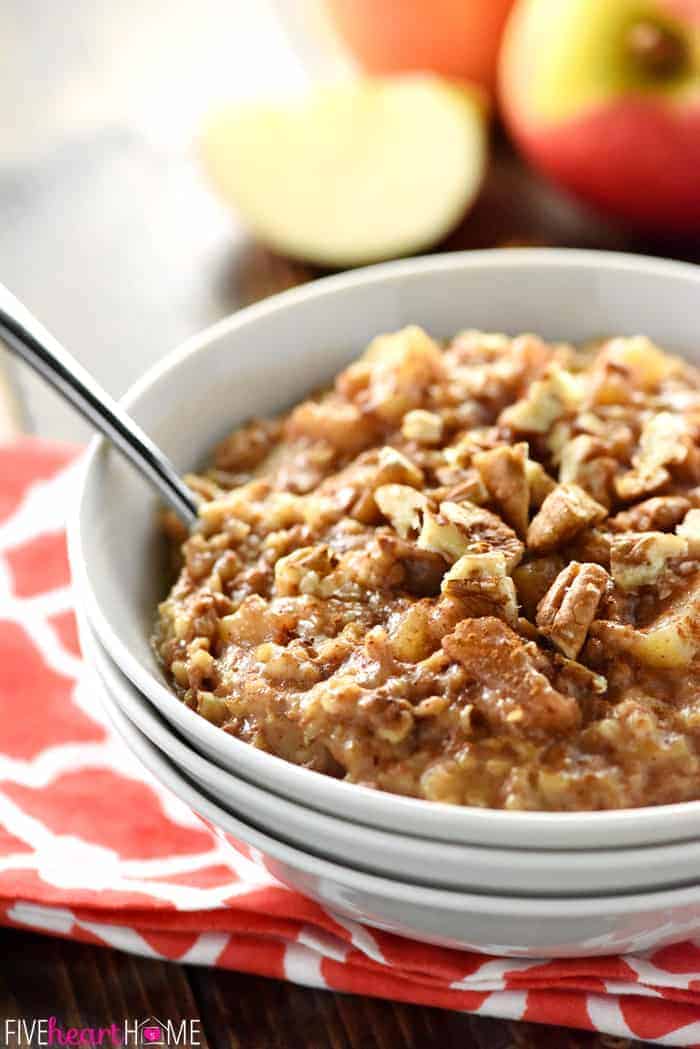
left=79, top=606, right=700, bottom=899
left=90, top=650, right=700, bottom=957
left=70, top=248, right=700, bottom=851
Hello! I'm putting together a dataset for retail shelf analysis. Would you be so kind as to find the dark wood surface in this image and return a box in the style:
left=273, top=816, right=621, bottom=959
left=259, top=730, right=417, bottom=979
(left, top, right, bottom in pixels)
left=0, top=2, right=697, bottom=1043
left=1, top=928, right=636, bottom=1049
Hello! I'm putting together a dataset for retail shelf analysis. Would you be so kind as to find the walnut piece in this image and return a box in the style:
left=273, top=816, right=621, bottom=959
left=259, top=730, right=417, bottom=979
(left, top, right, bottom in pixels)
left=442, top=617, right=580, bottom=737
left=474, top=442, right=529, bottom=538
left=441, top=551, right=518, bottom=624
left=536, top=561, right=609, bottom=659
left=526, top=483, right=607, bottom=553
left=610, top=532, right=689, bottom=591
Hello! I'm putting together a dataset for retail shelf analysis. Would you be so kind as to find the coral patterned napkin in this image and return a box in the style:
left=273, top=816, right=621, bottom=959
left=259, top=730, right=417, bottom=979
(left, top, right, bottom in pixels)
left=1, top=437, right=700, bottom=1045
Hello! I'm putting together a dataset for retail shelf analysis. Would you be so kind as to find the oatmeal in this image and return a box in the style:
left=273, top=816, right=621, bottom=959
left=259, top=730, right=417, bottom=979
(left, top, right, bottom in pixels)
left=155, top=327, right=700, bottom=811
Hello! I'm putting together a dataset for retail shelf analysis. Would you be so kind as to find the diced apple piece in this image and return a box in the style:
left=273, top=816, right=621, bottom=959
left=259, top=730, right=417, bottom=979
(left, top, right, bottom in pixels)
left=200, top=76, right=487, bottom=267
left=591, top=573, right=700, bottom=669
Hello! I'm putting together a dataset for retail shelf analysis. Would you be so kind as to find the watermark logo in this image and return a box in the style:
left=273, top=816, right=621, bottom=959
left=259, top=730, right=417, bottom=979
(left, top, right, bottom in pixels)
left=130, top=1020, right=165, bottom=1047
left=3, top=1017, right=201, bottom=1047
left=140, top=1028, right=163, bottom=1046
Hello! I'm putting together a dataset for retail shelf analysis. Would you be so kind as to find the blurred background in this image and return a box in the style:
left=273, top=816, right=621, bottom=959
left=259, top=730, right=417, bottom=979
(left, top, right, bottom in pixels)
left=0, top=0, right=698, bottom=441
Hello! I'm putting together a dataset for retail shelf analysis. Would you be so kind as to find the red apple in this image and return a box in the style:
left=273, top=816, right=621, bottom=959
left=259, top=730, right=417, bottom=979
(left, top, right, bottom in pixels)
left=326, top=0, right=516, bottom=96
left=499, top=0, right=700, bottom=233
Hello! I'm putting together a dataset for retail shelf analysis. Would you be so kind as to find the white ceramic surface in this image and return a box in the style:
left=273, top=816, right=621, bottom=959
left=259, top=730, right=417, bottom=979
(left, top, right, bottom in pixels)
left=70, top=249, right=700, bottom=851
left=80, top=606, right=700, bottom=899
left=91, top=653, right=700, bottom=957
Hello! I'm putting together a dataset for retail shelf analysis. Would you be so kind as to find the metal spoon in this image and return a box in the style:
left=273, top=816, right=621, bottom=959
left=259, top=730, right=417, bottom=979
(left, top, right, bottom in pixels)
left=0, top=282, right=199, bottom=526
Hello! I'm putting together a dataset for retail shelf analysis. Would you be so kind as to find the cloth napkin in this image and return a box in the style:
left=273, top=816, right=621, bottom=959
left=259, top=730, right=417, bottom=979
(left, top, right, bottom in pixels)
left=1, top=437, right=700, bottom=1046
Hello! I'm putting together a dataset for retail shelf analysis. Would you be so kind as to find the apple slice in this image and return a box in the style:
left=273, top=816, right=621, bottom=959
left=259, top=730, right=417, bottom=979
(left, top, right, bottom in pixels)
left=200, top=75, right=487, bottom=268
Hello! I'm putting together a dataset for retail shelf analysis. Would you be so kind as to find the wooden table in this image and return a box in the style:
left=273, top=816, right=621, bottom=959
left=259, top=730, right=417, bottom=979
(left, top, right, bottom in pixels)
left=1, top=928, right=644, bottom=1049
left=1, top=2, right=698, bottom=1043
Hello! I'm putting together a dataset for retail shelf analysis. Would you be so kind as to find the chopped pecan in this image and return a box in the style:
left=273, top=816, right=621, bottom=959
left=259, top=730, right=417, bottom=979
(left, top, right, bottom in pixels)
left=198, top=480, right=267, bottom=534
left=214, top=417, right=282, bottom=473
left=536, top=561, right=609, bottom=659
left=401, top=408, right=443, bottom=444
left=441, top=470, right=489, bottom=505
left=443, top=430, right=498, bottom=469
left=596, top=336, right=679, bottom=391
left=350, top=488, right=383, bottom=525
left=286, top=397, right=372, bottom=455
left=442, top=617, right=580, bottom=737
left=374, top=484, right=428, bottom=538
left=196, top=691, right=229, bottom=725
left=499, top=363, right=582, bottom=434
left=589, top=572, right=700, bottom=668
left=355, top=325, right=444, bottom=424
left=516, top=616, right=540, bottom=641
left=558, top=434, right=617, bottom=507
left=417, top=509, right=474, bottom=563
left=418, top=503, right=524, bottom=573
left=610, top=531, right=689, bottom=591
left=513, top=555, right=565, bottom=620
left=441, top=552, right=518, bottom=624
left=376, top=535, right=447, bottom=597
left=614, top=467, right=668, bottom=502
left=559, top=433, right=604, bottom=480
left=389, top=600, right=436, bottom=662
left=551, top=655, right=607, bottom=699
left=437, top=500, right=524, bottom=570
left=375, top=446, right=424, bottom=488
left=525, top=459, right=557, bottom=508
left=274, top=545, right=337, bottom=597
left=609, top=495, right=692, bottom=533
left=526, top=484, right=607, bottom=554
left=564, top=528, right=611, bottom=568
left=473, top=442, right=529, bottom=538
left=615, top=411, right=690, bottom=501
left=357, top=692, right=415, bottom=744
left=677, top=508, right=700, bottom=558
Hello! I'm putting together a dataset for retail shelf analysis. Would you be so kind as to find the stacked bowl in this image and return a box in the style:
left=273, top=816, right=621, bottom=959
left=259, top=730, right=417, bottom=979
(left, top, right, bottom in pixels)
left=70, top=249, right=700, bottom=958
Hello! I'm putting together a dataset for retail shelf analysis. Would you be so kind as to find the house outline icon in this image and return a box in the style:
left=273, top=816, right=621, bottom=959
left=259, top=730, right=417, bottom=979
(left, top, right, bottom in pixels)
left=133, top=1017, right=168, bottom=1047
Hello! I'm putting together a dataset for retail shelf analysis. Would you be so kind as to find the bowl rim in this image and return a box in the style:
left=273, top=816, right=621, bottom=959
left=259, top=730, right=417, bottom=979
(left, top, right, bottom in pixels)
left=98, top=653, right=700, bottom=918
left=70, top=247, right=700, bottom=839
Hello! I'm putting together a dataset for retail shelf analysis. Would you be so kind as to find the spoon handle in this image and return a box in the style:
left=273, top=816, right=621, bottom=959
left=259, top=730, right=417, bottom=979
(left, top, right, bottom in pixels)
left=0, top=283, right=199, bottom=526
